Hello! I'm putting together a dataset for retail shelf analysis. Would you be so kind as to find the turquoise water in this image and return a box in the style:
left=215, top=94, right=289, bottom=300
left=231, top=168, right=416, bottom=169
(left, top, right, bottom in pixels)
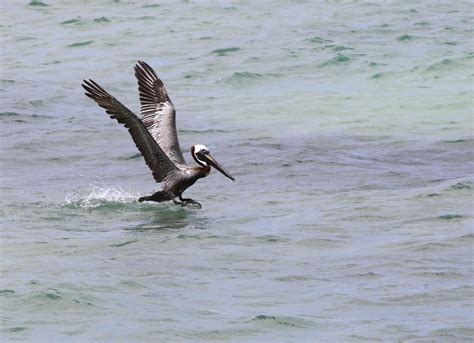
left=1, top=1, right=473, bottom=341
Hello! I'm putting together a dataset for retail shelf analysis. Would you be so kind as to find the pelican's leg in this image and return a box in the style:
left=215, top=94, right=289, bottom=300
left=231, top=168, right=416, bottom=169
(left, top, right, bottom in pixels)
left=179, top=195, right=202, bottom=209
left=172, top=197, right=201, bottom=209
left=173, top=198, right=184, bottom=206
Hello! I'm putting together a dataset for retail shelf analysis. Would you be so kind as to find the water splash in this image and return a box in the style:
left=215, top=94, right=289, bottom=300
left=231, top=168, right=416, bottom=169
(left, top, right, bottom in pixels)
left=64, top=185, right=139, bottom=209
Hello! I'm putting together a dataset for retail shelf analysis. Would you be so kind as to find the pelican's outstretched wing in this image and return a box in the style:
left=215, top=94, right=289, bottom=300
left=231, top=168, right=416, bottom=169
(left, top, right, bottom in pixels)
left=82, top=79, right=179, bottom=182
left=134, top=61, right=186, bottom=166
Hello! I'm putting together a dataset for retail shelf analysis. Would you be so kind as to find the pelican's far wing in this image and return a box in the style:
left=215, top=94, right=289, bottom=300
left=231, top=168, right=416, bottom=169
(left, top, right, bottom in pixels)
left=82, top=79, right=179, bottom=182
left=134, top=61, right=186, bottom=166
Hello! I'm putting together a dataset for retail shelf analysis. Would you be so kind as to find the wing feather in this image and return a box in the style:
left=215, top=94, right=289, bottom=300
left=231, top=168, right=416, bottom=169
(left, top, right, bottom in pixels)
left=134, top=61, right=186, bottom=166
left=82, top=79, right=178, bottom=182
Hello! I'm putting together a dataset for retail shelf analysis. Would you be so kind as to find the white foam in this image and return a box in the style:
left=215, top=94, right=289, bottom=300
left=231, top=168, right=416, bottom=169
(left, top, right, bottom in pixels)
left=64, top=185, right=139, bottom=208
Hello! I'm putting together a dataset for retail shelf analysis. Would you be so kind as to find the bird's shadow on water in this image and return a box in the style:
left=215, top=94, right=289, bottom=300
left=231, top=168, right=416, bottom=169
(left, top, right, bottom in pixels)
left=127, top=203, right=208, bottom=232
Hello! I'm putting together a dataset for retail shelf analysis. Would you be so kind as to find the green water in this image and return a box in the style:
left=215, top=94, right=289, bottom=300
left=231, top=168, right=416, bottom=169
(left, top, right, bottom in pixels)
left=1, top=0, right=473, bottom=341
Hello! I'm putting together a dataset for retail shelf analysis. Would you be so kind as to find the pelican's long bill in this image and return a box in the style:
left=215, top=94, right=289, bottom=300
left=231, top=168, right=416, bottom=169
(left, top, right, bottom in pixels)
left=202, top=153, right=235, bottom=181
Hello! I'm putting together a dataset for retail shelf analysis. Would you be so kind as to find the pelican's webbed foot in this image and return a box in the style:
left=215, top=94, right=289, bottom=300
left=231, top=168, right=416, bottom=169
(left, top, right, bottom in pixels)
left=173, top=195, right=202, bottom=209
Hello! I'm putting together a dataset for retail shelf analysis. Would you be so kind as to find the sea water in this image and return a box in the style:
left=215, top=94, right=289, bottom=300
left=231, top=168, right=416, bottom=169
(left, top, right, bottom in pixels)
left=1, top=1, right=473, bottom=341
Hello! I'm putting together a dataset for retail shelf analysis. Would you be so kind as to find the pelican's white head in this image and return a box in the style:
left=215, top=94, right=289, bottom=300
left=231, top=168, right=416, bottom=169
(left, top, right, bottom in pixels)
left=191, top=144, right=235, bottom=181
left=191, top=144, right=209, bottom=165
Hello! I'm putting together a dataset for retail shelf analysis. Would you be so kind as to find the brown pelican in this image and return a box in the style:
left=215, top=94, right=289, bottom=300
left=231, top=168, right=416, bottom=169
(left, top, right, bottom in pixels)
left=82, top=61, right=234, bottom=208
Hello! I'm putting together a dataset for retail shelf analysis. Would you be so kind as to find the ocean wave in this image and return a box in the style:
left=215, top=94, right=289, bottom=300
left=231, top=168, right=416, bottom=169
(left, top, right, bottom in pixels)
left=28, top=0, right=48, bottom=7
left=218, top=71, right=283, bottom=85
left=320, top=53, right=352, bottom=67
left=211, top=47, right=241, bottom=56
left=67, top=40, right=93, bottom=48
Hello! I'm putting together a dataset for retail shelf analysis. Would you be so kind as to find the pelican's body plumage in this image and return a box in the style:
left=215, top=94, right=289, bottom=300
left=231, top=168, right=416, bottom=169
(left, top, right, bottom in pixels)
left=82, top=61, right=234, bottom=208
